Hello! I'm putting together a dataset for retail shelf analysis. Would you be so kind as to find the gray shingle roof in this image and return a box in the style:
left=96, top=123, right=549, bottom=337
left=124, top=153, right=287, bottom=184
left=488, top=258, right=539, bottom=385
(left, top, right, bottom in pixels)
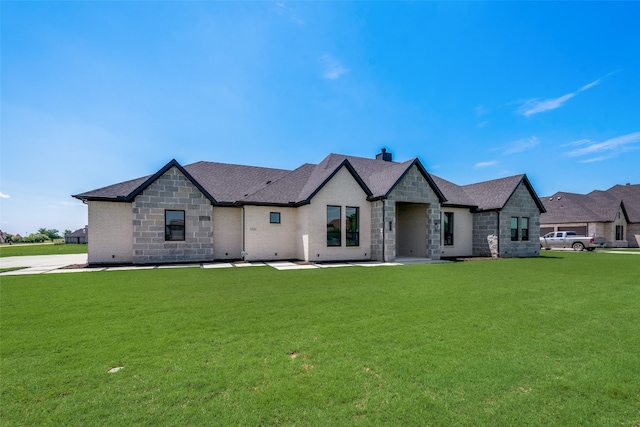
left=432, top=174, right=544, bottom=212
left=601, top=184, right=640, bottom=222
left=431, top=175, right=477, bottom=207
left=541, top=183, right=639, bottom=224
left=73, top=153, right=542, bottom=211
left=67, top=227, right=87, bottom=238
left=73, top=153, right=445, bottom=206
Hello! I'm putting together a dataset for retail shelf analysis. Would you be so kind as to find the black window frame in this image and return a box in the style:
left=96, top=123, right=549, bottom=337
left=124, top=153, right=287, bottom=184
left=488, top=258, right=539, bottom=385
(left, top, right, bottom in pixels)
left=521, top=217, right=529, bottom=241
left=443, top=212, right=454, bottom=246
left=270, top=212, right=281, bottom=224
left=615, top=225, right=624, bottom=240
left=327, top=205, right=341, bottom=247
left=510, top=217, right=519, bottom=241
left=346, top=206, right=360, bottom=247
left=165, top=210, right=185, bottom=241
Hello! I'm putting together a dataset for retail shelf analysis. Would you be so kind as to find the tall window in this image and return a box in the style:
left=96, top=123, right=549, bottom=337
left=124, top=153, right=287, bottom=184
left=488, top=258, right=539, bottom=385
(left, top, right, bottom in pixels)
left=327, top=205, right=341, bottom=246
left=346, top=207, right=359, bottom=246
left=165, top=210, right=185, bottom=241
left=521, top=217, right=529, bottom=241
left=616, top=225, right=624, bottom=240
left=511, top=217, right=519, bottom=241
left=443, top=212, right=454, bottom=246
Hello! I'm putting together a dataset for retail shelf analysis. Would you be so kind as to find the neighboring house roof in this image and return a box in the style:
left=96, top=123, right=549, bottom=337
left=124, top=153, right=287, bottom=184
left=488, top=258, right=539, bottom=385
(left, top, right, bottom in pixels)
left=73, top=153, right=447, bottom=206
left=541, top=183, right=639, bottom=224
left=603, top=184, right=640, bottom=223
left=67, top=227, right=87, bottom=238
left=432, top=174, right=546, bottom=213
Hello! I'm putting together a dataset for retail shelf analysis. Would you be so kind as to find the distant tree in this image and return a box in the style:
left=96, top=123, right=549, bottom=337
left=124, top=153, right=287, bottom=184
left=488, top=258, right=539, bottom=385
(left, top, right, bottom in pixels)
left=37, top=228, right=61, bottom=240
left=64, top=229, right=73, bottom=237
left=24, top=233, right=48, bottom=243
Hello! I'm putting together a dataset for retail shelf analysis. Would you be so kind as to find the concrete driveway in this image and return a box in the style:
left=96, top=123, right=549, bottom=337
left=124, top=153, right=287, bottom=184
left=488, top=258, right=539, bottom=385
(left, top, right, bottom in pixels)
left=0, top=254, right=88, bottom=276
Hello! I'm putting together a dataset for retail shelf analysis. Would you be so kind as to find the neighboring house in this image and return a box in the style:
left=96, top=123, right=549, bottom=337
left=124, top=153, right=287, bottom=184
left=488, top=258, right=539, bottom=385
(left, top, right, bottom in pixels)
left=540, top=183, right=640, bottom=248
left=72, top=150, right=545, bottom=265
left=65, top=226, right=88, bottom=244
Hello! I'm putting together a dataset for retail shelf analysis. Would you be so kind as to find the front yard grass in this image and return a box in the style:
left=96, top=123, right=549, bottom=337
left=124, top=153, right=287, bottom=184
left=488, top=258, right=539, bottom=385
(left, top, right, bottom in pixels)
left=1, top=252, right=638, bottom=426
left=0, top=243, right=88, bottom=258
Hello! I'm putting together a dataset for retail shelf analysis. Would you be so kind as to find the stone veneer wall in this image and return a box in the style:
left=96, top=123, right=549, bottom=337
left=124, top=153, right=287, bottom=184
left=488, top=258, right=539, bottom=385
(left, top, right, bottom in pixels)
left=472, top=211, right=498, bottom=257
left=498, top=182, right=541, bottom=257
left=132, top=166, right=214, bottom=264
left=386, top=166, right=442, bottom=260
left=370, top=200, right=384, bottom=261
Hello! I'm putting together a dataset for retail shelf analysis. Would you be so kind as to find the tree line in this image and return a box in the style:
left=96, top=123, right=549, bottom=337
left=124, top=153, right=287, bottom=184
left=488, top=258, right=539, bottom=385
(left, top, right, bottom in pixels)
left=4, top=228, right=74, bottom=243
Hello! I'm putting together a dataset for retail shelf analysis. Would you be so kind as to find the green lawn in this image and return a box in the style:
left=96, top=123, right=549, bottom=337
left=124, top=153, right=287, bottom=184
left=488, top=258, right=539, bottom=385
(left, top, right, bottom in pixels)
left=1, top=252, right=638, bottom=426
left=0, top=243, right=87, bottom=258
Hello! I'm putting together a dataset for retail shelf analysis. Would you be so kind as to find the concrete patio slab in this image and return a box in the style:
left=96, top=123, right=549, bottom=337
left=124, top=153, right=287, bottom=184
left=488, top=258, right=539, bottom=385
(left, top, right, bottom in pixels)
left=202, top=263, right=235, bottom=269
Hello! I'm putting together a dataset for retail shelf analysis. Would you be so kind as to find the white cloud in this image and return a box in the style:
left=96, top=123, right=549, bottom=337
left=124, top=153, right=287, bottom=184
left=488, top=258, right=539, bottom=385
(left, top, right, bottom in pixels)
left=564, top=132, right=640, bottom=161
left=578, top=156, right=611, bottom=163
left=503, top=136, right=539, bottom=155
left=321, top=54, right=348, bottom=80
left=475, top=105, right=490, bottom=117
left=579, top=78, right=601, bottom=92
left=518, top=93, right=575, bottom=117
left=517, top=73, right=611, bottom=117
left=0, top=192, right=10, bottom=199
left=562, top=138, right=592, bottom=148
left=474, top=161, right=498, bottom=168
left=274, top=2, right=304, bottom=25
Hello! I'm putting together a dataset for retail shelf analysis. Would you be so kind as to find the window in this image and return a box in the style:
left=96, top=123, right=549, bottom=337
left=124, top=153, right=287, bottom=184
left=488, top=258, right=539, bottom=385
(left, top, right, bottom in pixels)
left=327, top=205, right=341, bottom=246
left=510, top=217, right=519, bottom=241
left=270, top=212, right=281, bottom=224
left=616, top=225, right=624, bottom=241
left=165, top=210, right=185, bottom=241
left=443, top=212, right=454, bottom=245
left=521, top=217, right=529, bottom=241
left=346, top=207, right=359, bottom=246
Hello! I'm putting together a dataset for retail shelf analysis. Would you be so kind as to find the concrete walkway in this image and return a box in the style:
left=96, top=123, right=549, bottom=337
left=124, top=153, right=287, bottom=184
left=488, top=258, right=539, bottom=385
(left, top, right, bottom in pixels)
left=0, top=254, right=89, bottom=276
left=0, top=255, right=448, bottom=276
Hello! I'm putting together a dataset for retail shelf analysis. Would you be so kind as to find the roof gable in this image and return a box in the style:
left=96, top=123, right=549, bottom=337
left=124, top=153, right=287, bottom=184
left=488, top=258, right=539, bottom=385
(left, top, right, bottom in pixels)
left=296, top=157, right=373, bottom=204
left=73, top=152, right=545, bottom=212
left=541, top=183, right=639, bottom=224
left=445, top=174, right=545, bottom=213
left=126, top=159, right=217, bottom=204
left=384, top=159, right=447, bottom=202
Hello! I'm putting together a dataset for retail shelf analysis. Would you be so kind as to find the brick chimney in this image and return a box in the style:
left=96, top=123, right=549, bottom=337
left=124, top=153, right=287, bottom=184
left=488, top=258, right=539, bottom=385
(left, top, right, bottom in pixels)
left=376, top=148, right=392, bottom=162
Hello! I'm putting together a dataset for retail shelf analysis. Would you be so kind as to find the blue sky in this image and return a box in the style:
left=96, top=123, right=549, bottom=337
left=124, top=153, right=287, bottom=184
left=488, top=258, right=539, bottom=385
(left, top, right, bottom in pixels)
left=1, top=1, right=639, bottom=235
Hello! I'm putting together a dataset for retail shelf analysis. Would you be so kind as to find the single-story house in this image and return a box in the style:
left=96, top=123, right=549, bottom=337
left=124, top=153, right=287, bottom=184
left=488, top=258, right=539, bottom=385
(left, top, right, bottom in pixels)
left=540, top=183, right=640, bottom=248
left=72, top=149, right=545, bottom=265
left=65, top=226, right=88, bottom=244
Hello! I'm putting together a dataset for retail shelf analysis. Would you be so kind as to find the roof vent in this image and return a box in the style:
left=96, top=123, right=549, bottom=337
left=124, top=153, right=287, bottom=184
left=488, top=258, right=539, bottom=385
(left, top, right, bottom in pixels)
left=557, top=196, right=562, bottom=200
left=376, top=148, right=392, bottom=162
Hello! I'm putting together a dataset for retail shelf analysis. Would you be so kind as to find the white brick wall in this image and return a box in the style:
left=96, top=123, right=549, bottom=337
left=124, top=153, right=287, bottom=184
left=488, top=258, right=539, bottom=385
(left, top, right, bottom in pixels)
left=213, top=207, right=242, bottom=259
left=440, top=207, right=473, bottom=257
left=87, top=201, right=133, bottom=264
left=244, top=206, right=298, bottom=260
left=302, top=167, right=371, bottom=262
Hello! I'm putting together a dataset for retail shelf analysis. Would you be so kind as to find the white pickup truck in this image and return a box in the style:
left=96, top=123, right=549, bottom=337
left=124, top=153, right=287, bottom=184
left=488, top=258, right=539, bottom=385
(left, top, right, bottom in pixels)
left=540, top=231, right=605, bottom=251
